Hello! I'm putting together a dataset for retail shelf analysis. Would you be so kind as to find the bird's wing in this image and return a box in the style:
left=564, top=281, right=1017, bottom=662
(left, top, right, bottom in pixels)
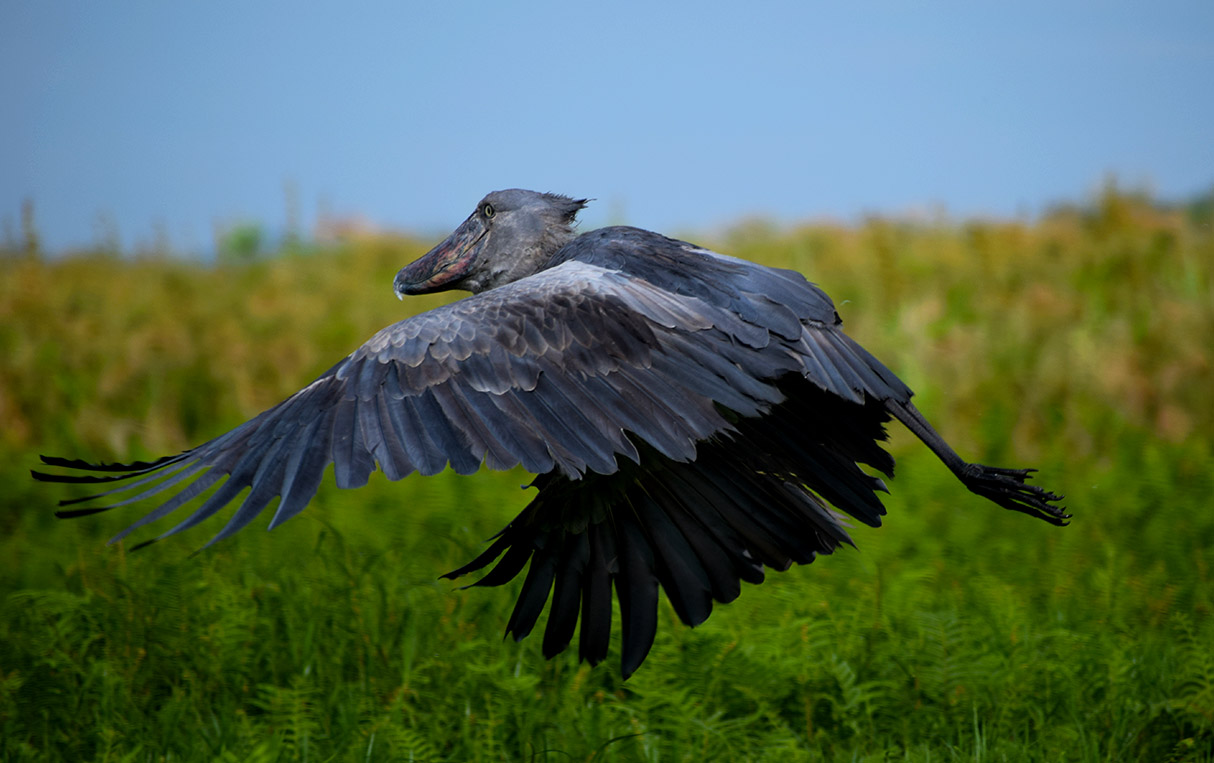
left=552, top=226, right=914, bottom=405
left=37, top=252, right=902, bottom=550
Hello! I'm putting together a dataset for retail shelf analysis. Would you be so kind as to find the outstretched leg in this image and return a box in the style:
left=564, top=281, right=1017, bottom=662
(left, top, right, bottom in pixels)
left=886, top=400, right=1069, bottom=525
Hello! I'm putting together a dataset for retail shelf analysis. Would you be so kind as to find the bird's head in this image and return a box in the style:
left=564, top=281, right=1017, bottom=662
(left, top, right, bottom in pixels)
left=394, top=189, right=588, bottom=297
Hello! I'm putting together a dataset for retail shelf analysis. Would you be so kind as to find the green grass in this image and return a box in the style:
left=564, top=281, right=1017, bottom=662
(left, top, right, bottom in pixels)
left=2, top=188, right=1212, bottom=761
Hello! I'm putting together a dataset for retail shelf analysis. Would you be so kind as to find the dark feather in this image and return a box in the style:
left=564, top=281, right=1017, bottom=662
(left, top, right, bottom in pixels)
left=505, top=547, right=557, bottom=641
left=615, top=517, right=660, bottom=679
left=542, top=531, right=589, bottom=658
left=578, top=523, right=617, bottom=665
left=634, top=494, right=713, bottom=627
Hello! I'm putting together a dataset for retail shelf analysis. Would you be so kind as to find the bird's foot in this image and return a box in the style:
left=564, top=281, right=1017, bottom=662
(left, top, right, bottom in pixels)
left=960, top=463, right=1070, bottom=526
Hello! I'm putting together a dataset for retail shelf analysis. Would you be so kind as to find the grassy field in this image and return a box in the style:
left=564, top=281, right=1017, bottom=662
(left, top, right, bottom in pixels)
left=1, top=188, right=1212, bottom=761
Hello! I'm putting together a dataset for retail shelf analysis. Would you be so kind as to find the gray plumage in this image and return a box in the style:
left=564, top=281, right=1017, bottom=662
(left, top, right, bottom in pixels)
left=36, top=189, right=1068, bottom=677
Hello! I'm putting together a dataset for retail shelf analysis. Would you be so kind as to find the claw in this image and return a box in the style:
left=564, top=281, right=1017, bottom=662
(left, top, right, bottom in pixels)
left=960, top=462, right=1070, bottom=526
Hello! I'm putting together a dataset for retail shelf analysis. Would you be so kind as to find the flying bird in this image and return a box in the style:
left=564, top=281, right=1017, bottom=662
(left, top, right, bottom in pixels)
left=35, top=189, right=1068, bottom=677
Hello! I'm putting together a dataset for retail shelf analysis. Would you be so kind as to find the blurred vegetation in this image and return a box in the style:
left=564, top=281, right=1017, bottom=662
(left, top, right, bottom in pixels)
left=1, top=185, right=1212, bottom=761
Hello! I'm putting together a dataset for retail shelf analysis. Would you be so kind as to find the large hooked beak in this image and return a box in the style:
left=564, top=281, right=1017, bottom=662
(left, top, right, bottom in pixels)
left=393, top=215, right=488, bottom=298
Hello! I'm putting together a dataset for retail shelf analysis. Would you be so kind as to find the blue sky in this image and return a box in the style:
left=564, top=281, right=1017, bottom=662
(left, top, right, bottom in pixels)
left=3, top=1, right=1212, bottom=253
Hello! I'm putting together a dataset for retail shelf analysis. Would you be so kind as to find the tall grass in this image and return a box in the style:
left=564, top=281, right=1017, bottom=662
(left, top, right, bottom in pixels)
left=1, top=188, right=1211, bottom=760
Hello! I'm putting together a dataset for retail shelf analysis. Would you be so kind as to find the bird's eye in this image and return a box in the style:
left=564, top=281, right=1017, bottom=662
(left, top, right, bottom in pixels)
left=482, top=203, right=495, bottom=219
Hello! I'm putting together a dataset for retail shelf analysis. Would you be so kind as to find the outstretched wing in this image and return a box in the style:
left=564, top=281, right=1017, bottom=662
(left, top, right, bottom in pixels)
left=35, top=242, right=908, bottom=550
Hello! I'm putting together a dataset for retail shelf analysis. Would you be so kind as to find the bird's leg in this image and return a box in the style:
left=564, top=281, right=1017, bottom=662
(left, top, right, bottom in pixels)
left=886, top=400, right=1069, bottom=526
